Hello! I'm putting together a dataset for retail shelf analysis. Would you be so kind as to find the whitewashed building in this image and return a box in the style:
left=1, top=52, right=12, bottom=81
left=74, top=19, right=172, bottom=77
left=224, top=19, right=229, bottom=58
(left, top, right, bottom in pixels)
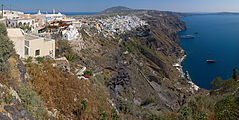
left=7, top=18, right=37, bottom=28
left=62, top=25, right=79, bottom=40
left=34, top=10, right=65, bottom=22
left=0, top=10, right=24, bottom=19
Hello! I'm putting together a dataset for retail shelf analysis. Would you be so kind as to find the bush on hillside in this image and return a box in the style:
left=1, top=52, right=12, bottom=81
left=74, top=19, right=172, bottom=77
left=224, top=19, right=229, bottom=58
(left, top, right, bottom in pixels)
left=26, top=57, right=33, bottom=63
left=111, top=108, right=119, bottom=120
left=140, top=98, right=158, bottom=106
left=56, top=40, right=73, bottom=57
left=0, top=23, right=7, bottom=36
left=35, top=57, right=44, bottom=63
left=17, top=83, right=46, bottom=119
left=0, top=23, right=15, bottom=71
left=65, top=54, right=77, bottom=62
left=210, top=77, right=224, bottom=90
left=215, top=96, right=239, bottom=120
left=84, top=70, right=93, bottom=76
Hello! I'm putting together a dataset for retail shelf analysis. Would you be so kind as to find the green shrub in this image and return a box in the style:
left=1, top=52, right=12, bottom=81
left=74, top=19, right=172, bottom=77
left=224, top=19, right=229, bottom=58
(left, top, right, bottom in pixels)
left=26, top=57, right=33, bottom=63
left=84, top=70, right=93, bottom=76
left=111, top=108, right=119, bottom=120
left=0, top=23, right=7, bottom=36
left=65, top=54, right=76, bottom=62
left=81, top=99, right=87, bottom=113
left=141, top=98, right=158, bottom=106
left=192, top=113, right=206, bottom=120
left=35, top=57, right=44, bottom=63
left=17, top=83, right=46, bottom=119
left=215, top=96, right=239, bottom=120
left=210, top=77, right=224, bottom=90
left=179, top=78, right=188, bottom=85
left=178, top=107, right=190, bottom=120
left=117, top=98, right=133, bottom=114
left=220, top=79, right=238, bottom=94
left=149, top=115, right=163, bottom=120
left=57, top=40, right=73, bottom=56
left=98, top=106, right=108, bottom=120
left=0, top=27, right=15, bottom=71
left=18, top=25, right=32, bottom=31
left=5, top=93, right=13, bottom=104
left=0, top=98, right=2, bottom=105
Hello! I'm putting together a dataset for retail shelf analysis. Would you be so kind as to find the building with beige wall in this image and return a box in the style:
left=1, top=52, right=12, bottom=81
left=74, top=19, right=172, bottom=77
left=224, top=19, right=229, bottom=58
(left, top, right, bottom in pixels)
left=7, top=29, right=25, bottom=58
left=7, top=28, right=55, bottom=59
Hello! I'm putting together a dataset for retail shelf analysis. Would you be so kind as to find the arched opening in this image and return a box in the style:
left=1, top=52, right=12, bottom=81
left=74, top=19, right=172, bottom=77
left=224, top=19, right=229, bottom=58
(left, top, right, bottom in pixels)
left=19, top=22, right=22, bottom=26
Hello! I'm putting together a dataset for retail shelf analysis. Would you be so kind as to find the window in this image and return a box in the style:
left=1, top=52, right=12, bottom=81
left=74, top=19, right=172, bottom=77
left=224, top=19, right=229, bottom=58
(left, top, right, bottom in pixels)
left=49, top=50, right=54, bottom=57
left=25, top=40, right=29, bottom=47
left=49, top=50, right=53, bottom=55
left=35, top=49, right=40, bottom=56
left=25, top=47, right=29, bottom=56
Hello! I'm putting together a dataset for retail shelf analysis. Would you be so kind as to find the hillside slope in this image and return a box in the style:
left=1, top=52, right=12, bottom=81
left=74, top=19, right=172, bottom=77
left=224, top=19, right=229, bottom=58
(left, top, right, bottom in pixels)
left=70, top=9, right=201, bottom=119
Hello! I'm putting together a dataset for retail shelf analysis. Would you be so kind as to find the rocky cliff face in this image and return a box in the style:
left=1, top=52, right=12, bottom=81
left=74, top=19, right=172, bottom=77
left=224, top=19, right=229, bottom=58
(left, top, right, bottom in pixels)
left=0, top=55, right=33, bottom=120
left=72, top=10, right=194, bottom=118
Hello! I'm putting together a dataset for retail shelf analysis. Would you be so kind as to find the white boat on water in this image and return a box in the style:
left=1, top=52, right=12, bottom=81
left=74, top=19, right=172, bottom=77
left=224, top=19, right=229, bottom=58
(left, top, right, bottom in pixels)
left=181, top=35, right=195, bottom=39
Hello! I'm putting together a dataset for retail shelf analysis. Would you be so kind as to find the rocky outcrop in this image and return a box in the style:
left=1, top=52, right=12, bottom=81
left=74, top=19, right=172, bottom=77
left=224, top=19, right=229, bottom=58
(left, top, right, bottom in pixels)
left=0, top=84, right=32, bottom=120
left=108, top=68, right=131, bottom=99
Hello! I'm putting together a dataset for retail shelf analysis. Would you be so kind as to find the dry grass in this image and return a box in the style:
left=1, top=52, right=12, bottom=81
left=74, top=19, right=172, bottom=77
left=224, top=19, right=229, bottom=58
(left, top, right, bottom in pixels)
left=26, top=60, right=113, bottom=119
left=8, top=55, right=20, bottom=82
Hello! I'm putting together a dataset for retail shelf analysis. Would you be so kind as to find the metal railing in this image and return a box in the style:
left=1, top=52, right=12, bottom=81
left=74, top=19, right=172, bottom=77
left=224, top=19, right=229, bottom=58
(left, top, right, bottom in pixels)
left=21, top=29, right=55, bottom=41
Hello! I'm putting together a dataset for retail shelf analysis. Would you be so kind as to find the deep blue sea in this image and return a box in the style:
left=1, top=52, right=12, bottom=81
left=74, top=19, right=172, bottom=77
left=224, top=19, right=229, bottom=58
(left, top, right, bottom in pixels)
left=179, top=15, right=239, bottom=89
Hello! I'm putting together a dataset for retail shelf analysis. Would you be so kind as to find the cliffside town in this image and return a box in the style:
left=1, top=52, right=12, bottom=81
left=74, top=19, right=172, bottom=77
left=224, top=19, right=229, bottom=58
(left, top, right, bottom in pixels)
left=0, top=6, right=238, bottom=120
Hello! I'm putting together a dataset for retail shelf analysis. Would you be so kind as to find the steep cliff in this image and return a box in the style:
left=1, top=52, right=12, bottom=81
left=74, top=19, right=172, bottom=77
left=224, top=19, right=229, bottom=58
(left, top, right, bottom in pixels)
left=71, top=9, right=198, bottom=119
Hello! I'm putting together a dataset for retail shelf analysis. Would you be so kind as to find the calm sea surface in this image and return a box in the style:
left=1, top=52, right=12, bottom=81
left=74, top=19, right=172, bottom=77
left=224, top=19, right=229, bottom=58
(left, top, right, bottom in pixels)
left=179, top=15, right=239, bottom=89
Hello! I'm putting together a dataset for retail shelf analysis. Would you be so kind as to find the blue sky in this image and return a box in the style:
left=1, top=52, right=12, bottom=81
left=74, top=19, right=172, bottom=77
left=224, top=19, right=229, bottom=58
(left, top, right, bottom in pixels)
left=2, top=0, right=239, bottom=13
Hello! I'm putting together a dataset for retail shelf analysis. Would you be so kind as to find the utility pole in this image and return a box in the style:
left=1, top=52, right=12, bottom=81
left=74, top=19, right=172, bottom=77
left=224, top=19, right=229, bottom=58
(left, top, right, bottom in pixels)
left=1, top=4, right=3, bottom=16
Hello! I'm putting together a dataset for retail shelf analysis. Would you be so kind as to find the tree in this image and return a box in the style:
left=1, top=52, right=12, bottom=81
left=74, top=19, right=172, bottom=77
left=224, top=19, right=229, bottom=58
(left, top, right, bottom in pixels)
left=233, top=68, right=237, bottom=80
left=0, top=23, right=7, bottom=36
left=0, top=23, right=15, bottom=71
left=210, top=77, right=224, bottom=90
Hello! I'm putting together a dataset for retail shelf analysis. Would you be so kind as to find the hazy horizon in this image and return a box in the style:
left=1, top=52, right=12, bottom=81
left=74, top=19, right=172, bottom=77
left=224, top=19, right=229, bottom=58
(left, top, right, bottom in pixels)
left=1, top=0, right=239, bottom=13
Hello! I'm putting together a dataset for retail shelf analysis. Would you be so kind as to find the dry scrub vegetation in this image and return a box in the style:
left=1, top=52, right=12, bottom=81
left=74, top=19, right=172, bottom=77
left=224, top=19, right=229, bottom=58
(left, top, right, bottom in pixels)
left=25, top=60, right=114, bottom=119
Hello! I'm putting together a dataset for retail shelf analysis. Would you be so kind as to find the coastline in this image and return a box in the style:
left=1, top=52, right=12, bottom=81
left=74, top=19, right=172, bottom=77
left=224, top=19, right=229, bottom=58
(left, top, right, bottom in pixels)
left=175, top=20, right=200, bottom=91
left=174, top=52, right=200, bottom=91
